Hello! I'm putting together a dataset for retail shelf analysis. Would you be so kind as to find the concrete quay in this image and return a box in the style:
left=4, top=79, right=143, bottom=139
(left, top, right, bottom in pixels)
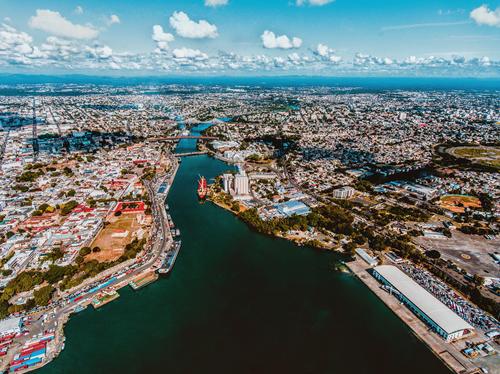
left=346, top=257, right=482, bottom=374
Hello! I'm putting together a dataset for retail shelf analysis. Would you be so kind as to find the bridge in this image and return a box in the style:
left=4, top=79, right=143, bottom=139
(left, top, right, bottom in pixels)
left=175, top=151, right=208, bottom=157
left=151, top=136, right=218, bottom=141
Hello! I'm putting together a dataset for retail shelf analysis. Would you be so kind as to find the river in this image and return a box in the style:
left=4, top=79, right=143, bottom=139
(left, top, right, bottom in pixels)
left=38, top=125, right=450, bottom=374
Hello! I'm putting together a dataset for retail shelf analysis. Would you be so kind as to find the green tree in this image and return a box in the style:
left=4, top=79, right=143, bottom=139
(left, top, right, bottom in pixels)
left=33, top=285, right=54, bottom=306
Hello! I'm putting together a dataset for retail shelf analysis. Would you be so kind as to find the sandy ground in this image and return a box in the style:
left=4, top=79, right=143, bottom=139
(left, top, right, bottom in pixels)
left=439, top=195, right=482, bottom=214
left=87, top=213, right=145, bottom=262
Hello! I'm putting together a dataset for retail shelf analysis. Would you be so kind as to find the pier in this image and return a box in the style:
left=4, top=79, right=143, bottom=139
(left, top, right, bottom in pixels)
left=346, top=257, right=481, bottom=374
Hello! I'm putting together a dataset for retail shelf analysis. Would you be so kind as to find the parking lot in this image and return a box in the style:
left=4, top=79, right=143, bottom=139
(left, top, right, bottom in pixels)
left=416, top=231, right=499, bottom=277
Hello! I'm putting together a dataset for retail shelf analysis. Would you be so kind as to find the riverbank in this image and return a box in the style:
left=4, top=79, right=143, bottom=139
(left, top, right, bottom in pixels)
left=0, top=157, right=181, bottom=373
left=35, top=151, right=451, bottom=374
left=345, top=257, right=484, bottom=374
left=208, top=189, right=338, bottom=251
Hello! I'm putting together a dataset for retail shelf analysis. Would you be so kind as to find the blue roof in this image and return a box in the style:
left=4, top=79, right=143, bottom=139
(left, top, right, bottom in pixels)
left=275, top=201, right=310, bottom=217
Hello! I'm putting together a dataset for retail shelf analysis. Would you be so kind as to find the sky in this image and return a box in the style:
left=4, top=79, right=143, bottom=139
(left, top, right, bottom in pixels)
left=1, top=0, right=500, bottom=76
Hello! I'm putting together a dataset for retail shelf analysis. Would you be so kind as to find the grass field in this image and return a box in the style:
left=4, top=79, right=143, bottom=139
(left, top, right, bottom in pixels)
left=88, top=213, right=145, bottom=262
left=448, top=146, right=500, bottom=169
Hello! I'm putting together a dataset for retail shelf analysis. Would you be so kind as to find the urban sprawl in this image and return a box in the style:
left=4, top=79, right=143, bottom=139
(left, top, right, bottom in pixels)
left=0, top=84, right=498, bottom=373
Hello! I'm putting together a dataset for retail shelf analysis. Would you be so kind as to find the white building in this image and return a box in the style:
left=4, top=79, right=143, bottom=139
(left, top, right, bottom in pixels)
left=221, top=171, right=250, bottom=197
left=222, top=174, right=232, bottom=194
left=333, top=186, right=355, bottom=199
left=234, top=172, right=249, bottom=196
left=373, top=265, right=474, bottom=342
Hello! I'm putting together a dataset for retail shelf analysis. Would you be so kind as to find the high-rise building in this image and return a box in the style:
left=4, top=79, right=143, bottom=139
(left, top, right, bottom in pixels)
left=221, top=169, right=250, bottom=197
left=222, top=174, right=233, bottom=194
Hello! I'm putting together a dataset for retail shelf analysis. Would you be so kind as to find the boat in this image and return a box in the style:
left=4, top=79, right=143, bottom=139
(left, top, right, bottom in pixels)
left=197, top=176, right=208, bottom=199
left=157, top=241, right=181, bottom=275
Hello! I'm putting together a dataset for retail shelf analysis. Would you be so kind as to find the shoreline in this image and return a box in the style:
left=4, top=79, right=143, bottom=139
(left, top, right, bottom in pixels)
left=207, top=191, right=338, bottom=252
left=0, top=156, right=181, bottom=373
left=345, top=257, right=481, bottom=374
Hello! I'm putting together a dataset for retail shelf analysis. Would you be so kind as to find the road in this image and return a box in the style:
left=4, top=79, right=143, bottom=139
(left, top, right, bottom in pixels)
left=0, top=155, right=180, bottom=373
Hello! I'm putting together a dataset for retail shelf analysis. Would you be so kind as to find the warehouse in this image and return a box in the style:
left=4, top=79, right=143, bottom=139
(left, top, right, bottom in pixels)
left=373, top=265, right=474, bottom=342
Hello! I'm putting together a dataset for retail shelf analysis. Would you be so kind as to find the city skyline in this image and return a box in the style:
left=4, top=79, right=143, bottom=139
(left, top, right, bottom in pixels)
left=1, top=0, right=500, bottom=76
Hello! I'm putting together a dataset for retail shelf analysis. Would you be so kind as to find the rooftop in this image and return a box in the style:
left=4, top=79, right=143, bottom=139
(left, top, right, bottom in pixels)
left=373, top=265, right=474, bottom=335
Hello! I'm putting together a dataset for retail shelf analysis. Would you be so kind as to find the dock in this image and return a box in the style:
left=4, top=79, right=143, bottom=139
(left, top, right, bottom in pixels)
left=129, top=271, right=158, bottom=290
left=346, top=257, right=481, bottom=374
left=91, top=290, right=120, bottom=309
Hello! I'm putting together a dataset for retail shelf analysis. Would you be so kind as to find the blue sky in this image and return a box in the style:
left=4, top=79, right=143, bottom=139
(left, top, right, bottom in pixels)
left=1, top=0, right=499, bottom=76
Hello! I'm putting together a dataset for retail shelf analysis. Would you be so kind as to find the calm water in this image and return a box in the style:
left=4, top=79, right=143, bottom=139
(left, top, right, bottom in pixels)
left=39, top=138, right=450, bottom=374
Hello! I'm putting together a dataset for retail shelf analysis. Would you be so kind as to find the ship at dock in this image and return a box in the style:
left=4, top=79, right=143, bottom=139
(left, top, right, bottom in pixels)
left=197, top=176, right=208, bottom=199
left=157, top=241, right=182, bottom=275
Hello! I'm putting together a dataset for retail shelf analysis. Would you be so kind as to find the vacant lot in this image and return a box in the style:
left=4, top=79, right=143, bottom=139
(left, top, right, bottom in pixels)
left=439, top=194, right=481, bottom=213
left=416, top=230, right=499, bottom=277
left=88, top=213, right=146, bottom=262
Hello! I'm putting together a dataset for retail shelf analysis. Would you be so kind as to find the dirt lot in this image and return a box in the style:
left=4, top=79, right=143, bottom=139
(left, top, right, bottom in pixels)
left=439, top=194, right=482, bottom=213
left=416, top=230, right=499, bottom=277
left=87, top=213, right=147, bottom=262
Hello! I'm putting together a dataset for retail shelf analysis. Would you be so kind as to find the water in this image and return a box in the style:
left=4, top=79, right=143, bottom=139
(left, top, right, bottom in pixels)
left=38, top=135, right=450, bottom=374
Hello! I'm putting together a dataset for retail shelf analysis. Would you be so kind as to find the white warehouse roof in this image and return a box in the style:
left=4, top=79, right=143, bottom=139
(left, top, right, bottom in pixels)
left=374, top=265, right=474, bottom=335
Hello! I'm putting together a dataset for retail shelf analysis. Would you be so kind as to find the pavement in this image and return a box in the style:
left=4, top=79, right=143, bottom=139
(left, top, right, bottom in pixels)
left=346, top=257, right=485, bottom=374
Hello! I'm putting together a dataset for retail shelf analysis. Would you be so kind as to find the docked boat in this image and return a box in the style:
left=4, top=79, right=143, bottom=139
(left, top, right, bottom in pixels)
left=157, top=241, right=181, bottom=275
left=197, top=176, right=208, bottom=199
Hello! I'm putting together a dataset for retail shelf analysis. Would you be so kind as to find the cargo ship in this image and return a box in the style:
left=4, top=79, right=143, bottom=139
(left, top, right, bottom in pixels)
left=197, top=176, right=208, bottom=199
left=158, top=241, right=181, bottom=275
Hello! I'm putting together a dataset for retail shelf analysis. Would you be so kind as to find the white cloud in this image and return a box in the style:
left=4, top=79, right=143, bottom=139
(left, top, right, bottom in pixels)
left=85, top=44, right=113, bottom=59
left=169, top=11, right=218, bottom=39
left=152, top=25, right=175, bottom=51
left=354, top=53, right=393, bottom=66
left=470, top=5, right=500, bottom=27
left=261, top=30, right=302, bottom=49
left=296, top=0, right=334, bottom=6
left=0, top=23, right=34, bottom=57
left=381, top=21, right=471, bottom=31
left=107, top=14, right=120, bottom=26
left=314, top=43, right=342, bottom=63
left=205, top=0, right=229, bottom=7
left=74, top=6, right=84, bottom=15
left=172, top=47, right=208, bottom=60
left=0, top=23, right=498, bottom=76
left=29, top=9, right=99, bottom=39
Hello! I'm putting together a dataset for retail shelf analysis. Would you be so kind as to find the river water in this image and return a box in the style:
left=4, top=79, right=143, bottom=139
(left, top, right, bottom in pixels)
left=39, top=128, right=450, bottom=374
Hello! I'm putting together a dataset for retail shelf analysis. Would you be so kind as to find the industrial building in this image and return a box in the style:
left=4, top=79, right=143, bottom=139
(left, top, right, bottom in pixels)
left=222, top=171, right=250, bottom=197
left=373, top=265, right=474, bottom=342
left=355, top=248, right=378, bottom=267
left=332, top=186, right=355, bottom=199
left=274, top=200, right=311, bottom=217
